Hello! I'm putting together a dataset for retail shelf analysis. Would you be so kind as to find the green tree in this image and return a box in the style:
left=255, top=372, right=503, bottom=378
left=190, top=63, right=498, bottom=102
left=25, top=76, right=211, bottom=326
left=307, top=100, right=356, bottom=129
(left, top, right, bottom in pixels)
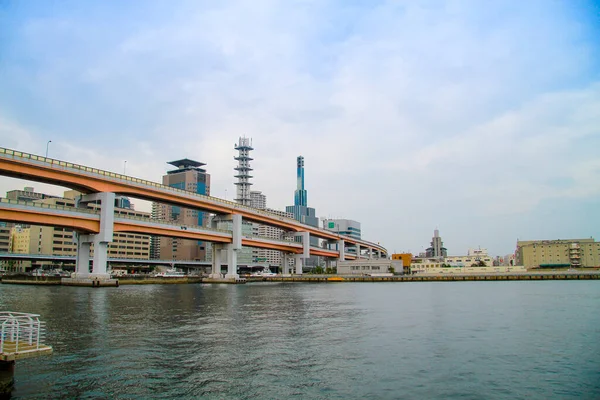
left=312, top=266, right=324, bottom=274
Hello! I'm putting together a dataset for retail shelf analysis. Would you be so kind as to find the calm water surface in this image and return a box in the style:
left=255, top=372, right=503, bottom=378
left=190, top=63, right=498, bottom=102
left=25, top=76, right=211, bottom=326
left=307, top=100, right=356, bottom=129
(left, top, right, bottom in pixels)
left=1, top=281, right=599, bottom=399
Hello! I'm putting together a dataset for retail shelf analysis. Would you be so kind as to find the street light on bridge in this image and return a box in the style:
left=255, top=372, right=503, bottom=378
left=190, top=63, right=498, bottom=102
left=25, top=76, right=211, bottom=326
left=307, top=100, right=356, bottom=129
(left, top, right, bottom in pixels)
left=45, top=140, right=51, bottom=158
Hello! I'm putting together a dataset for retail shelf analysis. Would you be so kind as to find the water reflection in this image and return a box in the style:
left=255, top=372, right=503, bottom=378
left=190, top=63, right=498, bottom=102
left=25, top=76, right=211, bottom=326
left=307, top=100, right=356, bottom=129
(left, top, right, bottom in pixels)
left=0, top=282, right=598, bottom=399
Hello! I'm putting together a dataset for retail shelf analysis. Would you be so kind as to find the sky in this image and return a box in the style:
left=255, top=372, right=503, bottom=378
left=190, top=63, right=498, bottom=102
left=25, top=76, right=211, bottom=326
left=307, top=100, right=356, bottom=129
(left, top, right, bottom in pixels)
left=0, top=0, right=599, bottom=257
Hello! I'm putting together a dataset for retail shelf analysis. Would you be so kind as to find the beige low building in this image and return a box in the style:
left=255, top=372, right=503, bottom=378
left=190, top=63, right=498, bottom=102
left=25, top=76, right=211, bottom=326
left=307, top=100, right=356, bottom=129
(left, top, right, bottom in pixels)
left=411, top=265, right=526, bottom=274
left=338, top=259, right=403, bottom=275
left=445, top=248, right=493, bottom=267
left=410, top=255, right=525, bottom=274
left=516, top=238, right=600, bottom=268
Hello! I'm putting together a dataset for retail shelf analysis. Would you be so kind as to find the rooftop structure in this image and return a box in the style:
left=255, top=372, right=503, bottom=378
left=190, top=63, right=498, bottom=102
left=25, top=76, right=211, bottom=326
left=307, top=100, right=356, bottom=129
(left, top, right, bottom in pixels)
left=166, top=159, right=207, bottom=174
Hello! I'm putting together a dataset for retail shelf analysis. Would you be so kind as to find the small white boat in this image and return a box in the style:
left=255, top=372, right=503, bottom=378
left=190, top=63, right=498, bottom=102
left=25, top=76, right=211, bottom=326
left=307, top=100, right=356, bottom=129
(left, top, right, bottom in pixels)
left=251, top=268, right=277, bottom=277
left=155, top=268, right=186, bottom=277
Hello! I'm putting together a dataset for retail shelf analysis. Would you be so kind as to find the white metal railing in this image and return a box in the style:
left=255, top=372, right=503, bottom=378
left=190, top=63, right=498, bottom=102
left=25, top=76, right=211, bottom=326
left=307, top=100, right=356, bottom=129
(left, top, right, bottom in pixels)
left=0, top=312, right=48, bottom=354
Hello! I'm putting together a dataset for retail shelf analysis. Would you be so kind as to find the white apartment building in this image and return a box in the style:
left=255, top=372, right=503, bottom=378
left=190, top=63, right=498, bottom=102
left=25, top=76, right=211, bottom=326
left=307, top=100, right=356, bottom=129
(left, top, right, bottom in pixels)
left=445, top=248, right=493, bottom=267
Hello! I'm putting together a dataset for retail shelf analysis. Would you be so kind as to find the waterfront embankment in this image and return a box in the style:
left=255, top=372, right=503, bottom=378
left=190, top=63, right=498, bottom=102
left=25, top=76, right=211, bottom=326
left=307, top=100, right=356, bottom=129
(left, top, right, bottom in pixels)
left=1, top=271, right=599, bottom=285
left=260, top=271, right=600, bottom=282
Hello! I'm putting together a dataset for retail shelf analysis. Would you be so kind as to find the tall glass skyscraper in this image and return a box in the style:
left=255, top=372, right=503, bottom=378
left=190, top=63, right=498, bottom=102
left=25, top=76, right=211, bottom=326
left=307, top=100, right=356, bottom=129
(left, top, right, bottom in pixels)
left=286, top=156, right=319, bottom=267
left=294, top=156, right=307, bottom=207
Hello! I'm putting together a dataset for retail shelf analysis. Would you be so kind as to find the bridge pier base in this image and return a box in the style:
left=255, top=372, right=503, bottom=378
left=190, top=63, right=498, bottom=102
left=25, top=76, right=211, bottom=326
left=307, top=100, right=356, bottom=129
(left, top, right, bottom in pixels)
left=281, top=253, right=290, bottom=275
left=294, top=254, right=303, bottom=275
left=224, top=214, right=242, bottom=280
left=209, top=244, right=223, bottom=279
left=72, top=192, right=115, bottom=281
left=225, top=243, right=238, bottom=280
left=74, top=235, right=91, bottom=278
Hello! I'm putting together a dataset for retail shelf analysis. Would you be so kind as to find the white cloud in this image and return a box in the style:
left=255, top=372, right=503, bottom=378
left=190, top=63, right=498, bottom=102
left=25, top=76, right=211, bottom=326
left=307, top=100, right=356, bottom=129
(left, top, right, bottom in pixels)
left=0, top=0, right=599, bottom=256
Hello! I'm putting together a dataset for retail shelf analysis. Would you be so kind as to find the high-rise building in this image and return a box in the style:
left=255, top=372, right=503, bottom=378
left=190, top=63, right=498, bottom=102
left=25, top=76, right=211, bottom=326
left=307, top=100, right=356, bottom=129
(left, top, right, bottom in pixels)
left=294, top=156, right=307, bottom=207
left=425, top=229, right=447, bottom=259
left=286, top=156, right=319, bottom=267
left=234, top=137, right=253, bottom=206
left=516, top=238, right=600, bottom=268
left=286, top=156, right=318, bottom=227
left=323, top=219, right=361, bottom=240
left=155, top=159, right=211, bottom=261
left=249, top=191, right=266, bottom=210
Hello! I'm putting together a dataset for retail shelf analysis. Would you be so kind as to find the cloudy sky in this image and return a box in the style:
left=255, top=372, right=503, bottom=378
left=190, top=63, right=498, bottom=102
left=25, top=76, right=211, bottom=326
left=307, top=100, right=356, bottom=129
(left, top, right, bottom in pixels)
left=1, top=0, right=599, bottom=256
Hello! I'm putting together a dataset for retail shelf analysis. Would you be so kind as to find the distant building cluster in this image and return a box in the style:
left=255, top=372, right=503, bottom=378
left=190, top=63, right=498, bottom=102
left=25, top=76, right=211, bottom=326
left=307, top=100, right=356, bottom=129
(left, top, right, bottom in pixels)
left=391, top=229, right=600, bottom=274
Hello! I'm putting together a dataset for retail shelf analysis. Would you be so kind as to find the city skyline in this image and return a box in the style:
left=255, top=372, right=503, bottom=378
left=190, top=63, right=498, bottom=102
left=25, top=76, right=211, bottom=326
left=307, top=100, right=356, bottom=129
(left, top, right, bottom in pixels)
left=0, top=1, right=599, bottom=256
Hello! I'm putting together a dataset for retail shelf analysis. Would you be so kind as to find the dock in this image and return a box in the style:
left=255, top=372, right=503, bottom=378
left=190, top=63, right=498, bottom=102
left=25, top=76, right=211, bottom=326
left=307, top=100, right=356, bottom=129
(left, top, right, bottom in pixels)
left=0, top=312, right=53, bottom=396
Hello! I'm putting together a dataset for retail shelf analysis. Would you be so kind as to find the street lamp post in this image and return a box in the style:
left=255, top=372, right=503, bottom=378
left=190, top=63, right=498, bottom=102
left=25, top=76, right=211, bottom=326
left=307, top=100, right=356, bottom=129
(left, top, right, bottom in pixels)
left=45, top=140, right=52, bottom=158
left=124, top=160, right=127, bottom=175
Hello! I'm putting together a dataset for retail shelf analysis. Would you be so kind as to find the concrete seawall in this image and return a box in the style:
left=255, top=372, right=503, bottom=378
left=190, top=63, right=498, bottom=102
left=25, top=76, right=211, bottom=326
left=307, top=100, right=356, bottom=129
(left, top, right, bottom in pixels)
left=0, top=275, right=203, bottom=285
left=2, top=272, right=598, bottom=286
left=0, top=276, right=62, bottom=285
left=262, top=272, right=600, bottom=283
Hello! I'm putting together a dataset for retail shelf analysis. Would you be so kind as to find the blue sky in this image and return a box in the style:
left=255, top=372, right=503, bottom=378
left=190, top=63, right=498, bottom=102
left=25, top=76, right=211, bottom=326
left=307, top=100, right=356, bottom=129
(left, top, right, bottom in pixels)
left=1, top=0, right=599, bottom=256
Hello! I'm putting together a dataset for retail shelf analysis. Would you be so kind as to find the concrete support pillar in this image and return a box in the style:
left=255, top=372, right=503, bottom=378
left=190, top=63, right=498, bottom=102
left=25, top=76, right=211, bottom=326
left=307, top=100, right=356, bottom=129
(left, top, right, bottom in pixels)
left=300, top=231, right=310, bottom=259
left=338, top=239, right=345, bottom=261
left=90, top=192, right=115, bottom=279
left=225, top=214, right=242, bottom=279
left=75, top=234, right=91, bottom=276
left=368, top=248, right=373, bottom=259
left=282, top=253, right=290, bottom=275
left=226, top=243, right=237, bottom=278
left=210, top=244, right=223, bottom=278
left=73, top=192, right=115, bottom=280
left=294, top=254, right=303, bottom=275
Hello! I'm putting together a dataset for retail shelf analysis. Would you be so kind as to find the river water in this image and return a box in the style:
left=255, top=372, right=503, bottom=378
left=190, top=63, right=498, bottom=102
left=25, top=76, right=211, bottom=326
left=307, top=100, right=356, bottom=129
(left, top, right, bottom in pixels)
left=1, top=281, right=599, bottom=399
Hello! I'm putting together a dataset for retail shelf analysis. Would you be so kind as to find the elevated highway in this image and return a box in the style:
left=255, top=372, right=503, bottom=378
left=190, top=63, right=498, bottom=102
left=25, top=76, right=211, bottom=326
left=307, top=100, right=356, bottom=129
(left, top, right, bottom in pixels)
left=0, top=147, right=380, bottom=280
left=0, top=147, right=386, bottom=253
left=0, top=199, right=353, bottom=259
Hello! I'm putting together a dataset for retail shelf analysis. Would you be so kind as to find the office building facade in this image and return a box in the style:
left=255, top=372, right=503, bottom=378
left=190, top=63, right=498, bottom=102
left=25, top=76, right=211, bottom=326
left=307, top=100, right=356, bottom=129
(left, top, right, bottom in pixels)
left=156, top=159, right=211, bottom=261
left=323, top=219, right=361, bottom=240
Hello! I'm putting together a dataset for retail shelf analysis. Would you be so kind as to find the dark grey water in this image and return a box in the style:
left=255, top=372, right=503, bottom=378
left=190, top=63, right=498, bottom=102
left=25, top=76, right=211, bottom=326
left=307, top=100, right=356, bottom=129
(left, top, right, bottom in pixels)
left=1, top=281, right=599, bottom=399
